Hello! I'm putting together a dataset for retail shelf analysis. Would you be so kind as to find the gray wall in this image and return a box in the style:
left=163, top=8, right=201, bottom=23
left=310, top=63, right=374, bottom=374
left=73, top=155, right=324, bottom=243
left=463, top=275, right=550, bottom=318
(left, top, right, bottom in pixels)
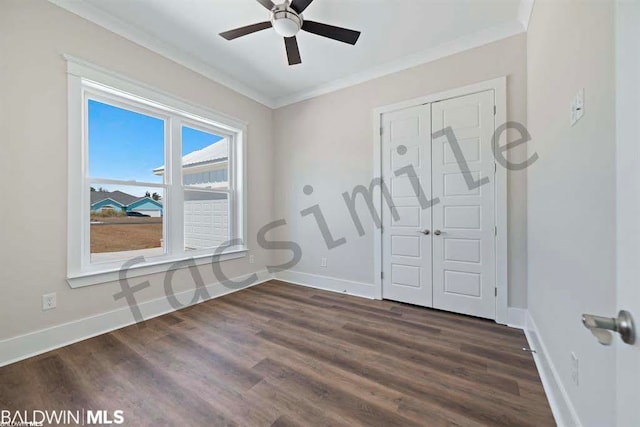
left=527, top=1, right=616, bottom=425
left=273, top=33, right=529, bottom=308
left=0, top=0, right=274, bottom=340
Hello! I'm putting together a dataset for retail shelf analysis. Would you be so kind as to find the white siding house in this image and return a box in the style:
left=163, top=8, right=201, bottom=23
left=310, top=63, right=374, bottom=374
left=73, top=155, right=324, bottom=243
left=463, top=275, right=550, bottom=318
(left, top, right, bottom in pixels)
left=154, top=139, right=229, bottom=250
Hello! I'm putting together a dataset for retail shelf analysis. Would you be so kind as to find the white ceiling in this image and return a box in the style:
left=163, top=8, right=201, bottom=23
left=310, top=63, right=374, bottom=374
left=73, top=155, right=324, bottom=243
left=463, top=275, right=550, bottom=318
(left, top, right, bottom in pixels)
left=51, top=0, right=531, bottom=108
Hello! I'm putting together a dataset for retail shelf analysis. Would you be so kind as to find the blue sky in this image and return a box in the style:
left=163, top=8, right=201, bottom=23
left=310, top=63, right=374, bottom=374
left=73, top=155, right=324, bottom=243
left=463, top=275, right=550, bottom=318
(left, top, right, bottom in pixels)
left=88, top=100, right=223, bottom=196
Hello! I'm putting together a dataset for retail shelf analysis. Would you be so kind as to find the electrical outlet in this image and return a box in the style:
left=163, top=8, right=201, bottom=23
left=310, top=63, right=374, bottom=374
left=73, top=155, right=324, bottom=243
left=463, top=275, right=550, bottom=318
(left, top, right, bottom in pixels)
left=249, top=254, right=255, bottom=264
left=575, top=88, right=585, bottom=120
left=570, top=89, right=585, bottom=126
left=42, top=293, right=56, bottom=311
left=320, top=257, right=327, bottom=267
left=571, top=352, right=579, bottom=386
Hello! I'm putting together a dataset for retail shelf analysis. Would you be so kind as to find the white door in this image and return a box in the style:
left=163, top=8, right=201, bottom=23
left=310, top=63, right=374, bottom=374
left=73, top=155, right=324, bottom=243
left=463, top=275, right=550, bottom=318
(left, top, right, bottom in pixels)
left=615, top=2, right=639, bottom=425
left=431, top=91, right=496, bottom=319
left=381, top=104, right=433, bottom=306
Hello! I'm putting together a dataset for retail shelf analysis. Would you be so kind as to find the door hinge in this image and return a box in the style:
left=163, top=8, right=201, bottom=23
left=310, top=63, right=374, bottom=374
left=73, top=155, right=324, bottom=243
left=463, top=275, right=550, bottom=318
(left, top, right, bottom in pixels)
left=495, top=226, right=497, bottom=236
left=494, top=105, right=497, bottom=115
left=380, top=127, right=384, bottom=136
left=495, top=287, right=498, bottom=297
left=381, top=271, right=384, bottom=279
left=494, top=163, right=497, bottom=174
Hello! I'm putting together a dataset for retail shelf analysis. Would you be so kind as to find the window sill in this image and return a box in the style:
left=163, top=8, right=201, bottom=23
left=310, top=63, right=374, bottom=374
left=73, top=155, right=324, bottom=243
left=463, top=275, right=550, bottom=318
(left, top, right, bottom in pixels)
left=67, top=248, right=248, bottom=288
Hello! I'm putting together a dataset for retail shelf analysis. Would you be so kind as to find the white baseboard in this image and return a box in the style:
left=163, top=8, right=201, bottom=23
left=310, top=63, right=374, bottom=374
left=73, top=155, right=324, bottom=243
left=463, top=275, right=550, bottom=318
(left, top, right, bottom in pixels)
left=507, top=307, right=527, bottom=329
left=524, top=312, right=583, bottom=427
left=0, top=268, right=575, bottom=427
left=0, top=270, right=272, bottom=368
left=273, top=270, right=376, bottom=299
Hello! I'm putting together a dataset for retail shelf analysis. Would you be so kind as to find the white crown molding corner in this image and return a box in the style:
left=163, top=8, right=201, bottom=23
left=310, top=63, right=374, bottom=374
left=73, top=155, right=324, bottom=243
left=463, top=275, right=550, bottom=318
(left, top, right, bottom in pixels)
left=524, top=312, right=584, bottom=427
left=272, top=20, right=525, bottom=108
left=47, top=0, right=277, bottom=108
left=0, top=270, right=272, bottom=368
left=518, top=0, right=535, bottom=31
left=49, top=0, right=528, bottom=111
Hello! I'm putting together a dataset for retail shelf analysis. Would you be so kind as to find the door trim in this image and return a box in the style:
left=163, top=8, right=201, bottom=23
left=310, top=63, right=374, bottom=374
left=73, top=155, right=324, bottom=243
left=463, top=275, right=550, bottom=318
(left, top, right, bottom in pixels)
left=373, top=77, right=508, bottom=324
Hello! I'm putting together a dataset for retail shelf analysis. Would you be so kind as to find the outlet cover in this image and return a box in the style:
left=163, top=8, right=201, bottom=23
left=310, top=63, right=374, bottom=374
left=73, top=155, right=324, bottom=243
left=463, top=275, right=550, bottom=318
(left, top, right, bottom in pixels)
left=321, top=257, right=327, bottom=267
left=249, top=254, right=255, bottom=264
left=576, top=89, right=585, bottom=120
left=42, top=293, right=56, bottom=311
left=571, top=352, right=579, bottom=386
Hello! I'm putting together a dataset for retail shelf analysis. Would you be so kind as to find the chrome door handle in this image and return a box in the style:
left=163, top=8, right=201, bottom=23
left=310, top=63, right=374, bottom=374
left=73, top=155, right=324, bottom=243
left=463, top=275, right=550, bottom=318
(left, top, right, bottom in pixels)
left=434, top=230, right=442, bottom=236
left=582, top=310, right=635, bottom=345
left=418, top=229, right=430, bottom=235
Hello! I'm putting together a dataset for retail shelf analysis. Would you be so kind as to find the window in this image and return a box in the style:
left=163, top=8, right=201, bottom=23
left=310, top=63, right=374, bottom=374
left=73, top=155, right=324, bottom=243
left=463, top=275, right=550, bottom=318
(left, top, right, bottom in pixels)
left=88, top=101, right=166, bottom=264
left=67, top=61, right=247, bottom=287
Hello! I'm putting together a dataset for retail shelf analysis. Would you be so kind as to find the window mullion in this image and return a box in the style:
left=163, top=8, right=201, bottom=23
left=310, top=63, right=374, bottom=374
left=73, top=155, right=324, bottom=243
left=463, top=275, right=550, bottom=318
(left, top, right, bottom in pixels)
left=167, top=117, right=184, bottom=256
left=232, top=132, right=246, bottom=247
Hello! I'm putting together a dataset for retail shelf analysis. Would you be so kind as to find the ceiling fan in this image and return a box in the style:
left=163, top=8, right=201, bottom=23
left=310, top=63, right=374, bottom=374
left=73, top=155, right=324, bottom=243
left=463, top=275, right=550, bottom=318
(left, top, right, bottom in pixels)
left=219, top=0, right=361, bottom=66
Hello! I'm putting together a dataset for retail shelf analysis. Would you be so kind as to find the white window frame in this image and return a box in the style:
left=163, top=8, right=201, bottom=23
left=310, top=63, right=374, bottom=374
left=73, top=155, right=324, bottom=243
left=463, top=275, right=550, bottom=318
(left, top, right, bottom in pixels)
left=66, top=55, right=248, bottom=288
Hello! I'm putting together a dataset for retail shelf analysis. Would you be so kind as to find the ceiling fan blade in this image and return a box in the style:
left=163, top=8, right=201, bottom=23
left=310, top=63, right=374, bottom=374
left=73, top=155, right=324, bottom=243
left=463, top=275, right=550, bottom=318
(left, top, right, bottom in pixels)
left=256, top=0, right=275, bottom=10
left=301, top=21, right=361, bottom=45
left=284, top=36, right=302, bottom=65
left=219, top=21, right=272, bottom=40
left=290, top=0, right=315, bottom=14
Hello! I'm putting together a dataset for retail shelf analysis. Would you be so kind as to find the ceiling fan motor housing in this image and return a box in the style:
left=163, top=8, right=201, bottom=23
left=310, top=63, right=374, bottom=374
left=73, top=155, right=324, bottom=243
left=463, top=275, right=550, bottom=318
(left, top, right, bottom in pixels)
left=271, top=2, right=303, bottom=37
left=219, top=0, right=361, bottom=66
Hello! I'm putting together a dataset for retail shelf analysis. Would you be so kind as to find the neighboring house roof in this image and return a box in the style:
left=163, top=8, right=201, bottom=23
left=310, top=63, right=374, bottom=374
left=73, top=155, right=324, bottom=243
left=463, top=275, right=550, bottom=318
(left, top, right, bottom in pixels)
left=90, top=191, right=162, bottom=209
left=153, top=139, right=228, bottom=174
left=128, top=197, right=163, bottom=210
left=90, top=190, right=139, bottom=207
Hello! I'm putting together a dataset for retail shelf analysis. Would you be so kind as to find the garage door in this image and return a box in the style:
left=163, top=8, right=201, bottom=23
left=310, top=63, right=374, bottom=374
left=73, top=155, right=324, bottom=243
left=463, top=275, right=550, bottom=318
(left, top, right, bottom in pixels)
left=135, top=210, right=162, bottom=217
left=184, top=192, right=229, bottom=250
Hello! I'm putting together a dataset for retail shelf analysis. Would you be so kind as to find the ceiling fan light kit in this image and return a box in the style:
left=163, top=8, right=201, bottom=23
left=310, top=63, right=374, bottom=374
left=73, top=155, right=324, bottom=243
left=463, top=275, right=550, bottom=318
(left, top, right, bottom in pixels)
left=271, top=3, right=303, bottom=38
left=219, top=0, right=361, bottom=66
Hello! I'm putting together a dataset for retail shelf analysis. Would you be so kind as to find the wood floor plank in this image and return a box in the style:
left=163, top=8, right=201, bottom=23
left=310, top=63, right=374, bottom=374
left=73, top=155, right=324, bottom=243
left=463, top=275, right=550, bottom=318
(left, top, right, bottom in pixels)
left=255, top=319, right=549, bottom=426
left=249, top=284, right=527, bottom=351
left=249, top=380, right=354, bottom=427
left=0, top=280, right=555, bottom=426
left=188, top=312, right=483, bottom=426
left=252, top=357, right=424, bottom=427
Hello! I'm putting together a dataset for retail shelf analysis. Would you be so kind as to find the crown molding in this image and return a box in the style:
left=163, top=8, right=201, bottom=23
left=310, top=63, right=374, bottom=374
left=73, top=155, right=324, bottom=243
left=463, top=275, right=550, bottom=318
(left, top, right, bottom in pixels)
left=49, top=0, right=530, bottom=110
left=518, top=0, right=536, bottom=30
left=272, top=20, right=525, bottom=108
left=48, top=0, right=277, bottom=108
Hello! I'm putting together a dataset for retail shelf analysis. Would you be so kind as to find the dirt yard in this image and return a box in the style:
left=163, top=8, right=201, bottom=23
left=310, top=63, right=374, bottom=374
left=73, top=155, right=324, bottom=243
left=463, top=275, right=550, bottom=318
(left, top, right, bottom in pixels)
left=91, top=217, right=163, bottom=253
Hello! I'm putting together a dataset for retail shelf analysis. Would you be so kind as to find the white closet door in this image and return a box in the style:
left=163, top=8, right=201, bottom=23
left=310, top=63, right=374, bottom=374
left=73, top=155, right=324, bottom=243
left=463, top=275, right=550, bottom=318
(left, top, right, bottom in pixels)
left=381, top=104, right=433, bottom=307
left=431, top=90, right=496, bottom=319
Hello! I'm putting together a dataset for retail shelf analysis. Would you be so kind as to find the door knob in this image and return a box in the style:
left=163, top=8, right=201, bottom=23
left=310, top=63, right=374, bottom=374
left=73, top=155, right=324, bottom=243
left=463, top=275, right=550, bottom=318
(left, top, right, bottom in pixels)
left=418, top=229, right=430, bottom=235
left=582, top=310, right=635, bottom=345
left=434, top=230, right=442, bottom=236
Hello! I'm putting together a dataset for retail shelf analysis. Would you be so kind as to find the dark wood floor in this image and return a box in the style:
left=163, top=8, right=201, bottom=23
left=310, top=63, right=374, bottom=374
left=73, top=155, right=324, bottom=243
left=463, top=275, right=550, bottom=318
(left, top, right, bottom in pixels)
left=0, top=280, right=554, bottom=426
